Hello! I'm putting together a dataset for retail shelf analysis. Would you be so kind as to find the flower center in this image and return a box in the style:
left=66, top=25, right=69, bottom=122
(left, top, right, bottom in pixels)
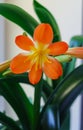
left=29, top=43, right=49, bottom=69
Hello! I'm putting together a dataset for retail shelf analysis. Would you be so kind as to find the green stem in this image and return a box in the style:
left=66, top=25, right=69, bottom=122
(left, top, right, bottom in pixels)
left=33, top=78, right=43, bottom=130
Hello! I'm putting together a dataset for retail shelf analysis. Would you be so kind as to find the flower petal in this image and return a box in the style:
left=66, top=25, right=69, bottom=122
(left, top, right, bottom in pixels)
left=29, top=64, right=42, bottom=84
left=10, top=53, right=31, bottom=74
left=15, top=35, right=34, bottom=51
left=43, top=58, right=63, bottom=79
left=65, top=47, right=83, bottom=59
left=33, top=23, right=53, bottom=44
left=48, top=41, right=68, bottom=56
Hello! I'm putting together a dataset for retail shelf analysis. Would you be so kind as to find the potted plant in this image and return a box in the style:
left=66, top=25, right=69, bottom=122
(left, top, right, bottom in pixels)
left=0, top=0, right=83, bottom=130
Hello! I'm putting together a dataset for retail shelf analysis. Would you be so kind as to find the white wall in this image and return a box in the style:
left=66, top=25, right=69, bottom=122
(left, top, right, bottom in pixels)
left=0, top=0, right=5, bottom=62
left=2, top=0, right=82, bottom=129
left=0, top=0, right=5, bottom=113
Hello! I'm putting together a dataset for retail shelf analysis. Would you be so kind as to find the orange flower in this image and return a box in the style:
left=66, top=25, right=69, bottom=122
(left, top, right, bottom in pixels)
left=65, top=47, right=83, bottom=59
left=10, top=23, right=68, bottom=84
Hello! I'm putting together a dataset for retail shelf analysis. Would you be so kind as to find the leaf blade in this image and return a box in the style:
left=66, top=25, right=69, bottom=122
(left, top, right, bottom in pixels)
left=0, top=78, right=33, bottom=130
left=33, top=0, right=61, bottom=42
left=0, top=3, right=39, bottom=36
left=40, top=65, right=83, bottom=127
left=0, top=112, right=21, bottom=130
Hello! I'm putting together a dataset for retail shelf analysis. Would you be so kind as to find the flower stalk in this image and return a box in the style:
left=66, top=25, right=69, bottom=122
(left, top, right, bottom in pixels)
left=33, top=78, right=43, bottom=130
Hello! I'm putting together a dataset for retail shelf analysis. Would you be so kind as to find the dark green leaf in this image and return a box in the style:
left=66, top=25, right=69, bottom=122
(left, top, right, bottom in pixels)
left=69, top=35, right=83, bottom=47
left=0, top=112, right=21, bottom=130
left=0, top=125, right=7, bottom=130
left=33, top=78, right=43, bottom=130
left=39, top=105, right=60, bottom=130
left=60, top=110, right=70, bottom=130
left=0, top=3, right=39, bottom=36
left=40, top=65, right=83, bottom=127
left=52, top=64, right=83, bottom=108
left=42, top=80, right=53, bottom=99
left=4, top=73, right=52, bottom=100
left=33, top=0, right=61, bottom=42
left=0, top=73, right=52, bottom=130
left=0, top=78, right=33, bottom=130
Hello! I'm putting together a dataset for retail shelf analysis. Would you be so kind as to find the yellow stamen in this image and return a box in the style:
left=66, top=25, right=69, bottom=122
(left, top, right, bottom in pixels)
left=28, top=43, right=50, bottom=70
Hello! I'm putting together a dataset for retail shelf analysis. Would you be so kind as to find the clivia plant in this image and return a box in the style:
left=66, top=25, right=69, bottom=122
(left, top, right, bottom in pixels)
left=0, top=0, right=83, bottom=130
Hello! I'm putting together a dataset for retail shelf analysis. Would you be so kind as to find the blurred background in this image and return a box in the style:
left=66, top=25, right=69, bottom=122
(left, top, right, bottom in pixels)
left=0, top=0, right=82, bottom=130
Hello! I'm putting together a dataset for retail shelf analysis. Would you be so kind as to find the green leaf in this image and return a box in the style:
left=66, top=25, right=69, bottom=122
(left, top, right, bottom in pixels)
left=33, top=78, right=43, bottom=130
left=0, top=125, right=7, bottom=130
left=53, top=65, right=83, bottom=126
left=39, top=105, right=60, bottom=130
left=69, top=35, right=83, bottom=47
left=40, top=65, right=83, bottom=127
left=42, top=80, right=53, bottom=100
left=0, top=78, right=33, bottom=130
left=0, top=73, right=53, bottom=130
left=60, top=110, right=70, bottom=130
left=0, top=3, right=39, bottom=36
left=0, top=112, right=21, bottom=130
left=52, top=64, right=83, bottom=109
left=4, top=73, right=53, bottom=100
left=33, top=0, right=61, bottom=42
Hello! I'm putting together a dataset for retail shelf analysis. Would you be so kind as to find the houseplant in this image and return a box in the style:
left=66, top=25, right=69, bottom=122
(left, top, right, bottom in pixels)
left=0, top=0, right=83, bottom=130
